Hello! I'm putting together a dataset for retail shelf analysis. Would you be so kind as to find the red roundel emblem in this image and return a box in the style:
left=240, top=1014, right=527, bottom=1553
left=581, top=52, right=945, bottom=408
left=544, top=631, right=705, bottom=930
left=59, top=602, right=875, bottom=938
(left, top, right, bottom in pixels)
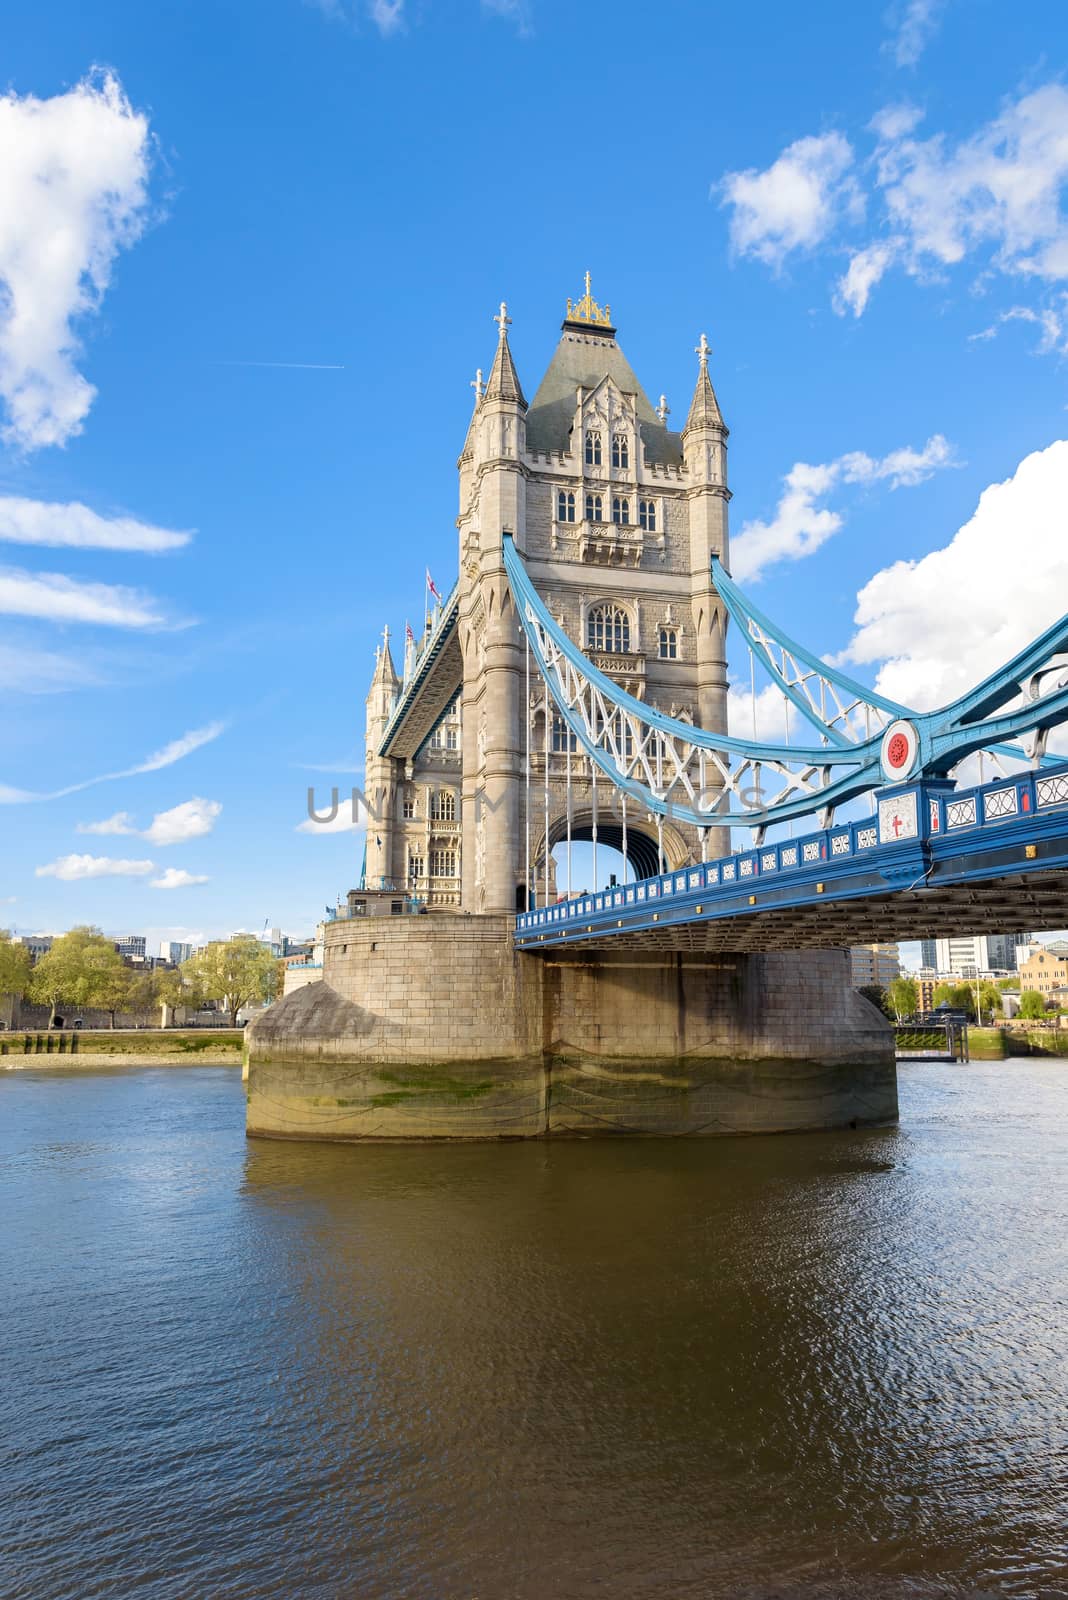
left=886, top=732, right=910, bottom=769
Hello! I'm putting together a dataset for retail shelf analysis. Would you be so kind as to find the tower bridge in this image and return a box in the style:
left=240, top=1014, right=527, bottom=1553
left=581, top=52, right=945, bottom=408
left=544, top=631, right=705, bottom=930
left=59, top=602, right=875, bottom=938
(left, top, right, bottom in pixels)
left=247, top=280, right=1068, bottom=1144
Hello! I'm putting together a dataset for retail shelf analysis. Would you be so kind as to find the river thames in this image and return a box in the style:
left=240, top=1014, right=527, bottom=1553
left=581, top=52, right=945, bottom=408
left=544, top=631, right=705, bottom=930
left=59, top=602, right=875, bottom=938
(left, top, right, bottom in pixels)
left=1, top=1061, right=1066, bottom=1599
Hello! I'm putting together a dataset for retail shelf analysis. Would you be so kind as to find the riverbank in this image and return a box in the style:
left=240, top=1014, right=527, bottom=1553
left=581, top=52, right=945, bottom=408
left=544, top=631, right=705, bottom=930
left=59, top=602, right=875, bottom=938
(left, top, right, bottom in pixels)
left=0, top=1028, right=243, bottom=1068
left=968, top=1026, right=1068, bottom=1059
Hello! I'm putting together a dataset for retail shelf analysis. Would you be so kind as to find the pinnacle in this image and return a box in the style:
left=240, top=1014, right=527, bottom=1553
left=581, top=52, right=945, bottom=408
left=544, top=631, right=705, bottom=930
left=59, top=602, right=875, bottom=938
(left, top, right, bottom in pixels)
left=683, top=361, right=724, bottom=434
left=483, top=301, right=527, bottom=408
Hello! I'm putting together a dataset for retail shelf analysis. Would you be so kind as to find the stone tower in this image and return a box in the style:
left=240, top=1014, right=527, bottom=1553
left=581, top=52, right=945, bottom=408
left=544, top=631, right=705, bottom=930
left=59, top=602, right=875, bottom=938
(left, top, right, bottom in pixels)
left=364, top=278, right=733, bottom=914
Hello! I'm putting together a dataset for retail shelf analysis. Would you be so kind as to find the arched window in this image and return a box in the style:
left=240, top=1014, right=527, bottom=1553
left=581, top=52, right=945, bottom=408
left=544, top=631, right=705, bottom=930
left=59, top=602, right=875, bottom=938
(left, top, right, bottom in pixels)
left=551, top=714, right=577, bottom=753
left=430, top=789, right=456, bottom=822
left=557, top=490, right=576, bottom=523
left=401, top=790, right=416, bottom=819
left=587, top=605, right=631, bottom=654
left=585, top=430, right=602, bottom=466
left=611, top=496, right=630, bottom=526
left=658, top=627, right=678, bottom=660
left=611, top=433, right=629, bottom=469
left=585, top=491, right=603, bottom=522
left=408, top=850, right=424, bottom=882
left=639, top=499, right=656, bottom=532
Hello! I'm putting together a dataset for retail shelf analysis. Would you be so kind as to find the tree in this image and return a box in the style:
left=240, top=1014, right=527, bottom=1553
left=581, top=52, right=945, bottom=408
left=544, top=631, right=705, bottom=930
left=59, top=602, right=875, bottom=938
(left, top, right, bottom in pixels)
left=0, top=931, right=31, bottom=1002
left=183, top=937, right=276, bottom=1027
left=888, top=976, right=918, bottom=1020
left=978, top=981, right=1003, bottom=1023
left=858, top=984, right=893, bottom=1019
left=29, top=927, right=124, bottom=1026
left=1018, top=990, right=1048, bottom=1020
left=933, top=981, right=975, bottom=1020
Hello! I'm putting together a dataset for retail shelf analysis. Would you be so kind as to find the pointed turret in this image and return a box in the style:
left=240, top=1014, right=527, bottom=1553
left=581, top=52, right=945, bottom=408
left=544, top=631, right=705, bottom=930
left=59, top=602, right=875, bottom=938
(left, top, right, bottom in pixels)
left=370, top=626, right=400, bottom=693
left=458, top=368, right=484, bottom=464
left=683, top=333, right=726, bottom=436
left=483, top=302, right=527, bottom=408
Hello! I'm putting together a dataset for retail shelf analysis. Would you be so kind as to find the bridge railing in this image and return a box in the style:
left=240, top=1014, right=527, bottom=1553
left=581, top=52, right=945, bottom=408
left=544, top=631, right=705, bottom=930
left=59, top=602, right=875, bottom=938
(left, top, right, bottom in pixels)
left=515, top=757, right=1068, bottom=946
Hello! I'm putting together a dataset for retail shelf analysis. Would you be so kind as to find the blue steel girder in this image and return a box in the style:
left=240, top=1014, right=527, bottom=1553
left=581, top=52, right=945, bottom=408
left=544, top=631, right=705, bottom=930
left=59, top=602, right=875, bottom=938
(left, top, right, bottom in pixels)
left=503, top=535, right=1068, bottom=833
left=710, top=556, right=1058, bottom=774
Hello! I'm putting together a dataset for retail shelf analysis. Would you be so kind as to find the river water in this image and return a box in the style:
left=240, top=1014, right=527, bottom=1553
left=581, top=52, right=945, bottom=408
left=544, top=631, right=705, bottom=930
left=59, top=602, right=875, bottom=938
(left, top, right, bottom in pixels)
left=1, top=1063, right=1066, bottom=1600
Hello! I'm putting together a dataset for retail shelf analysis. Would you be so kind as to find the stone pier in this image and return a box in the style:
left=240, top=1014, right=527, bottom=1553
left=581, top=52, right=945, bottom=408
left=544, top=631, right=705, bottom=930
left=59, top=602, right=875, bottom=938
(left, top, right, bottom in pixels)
left=245, top=915, right=897, bottom=1141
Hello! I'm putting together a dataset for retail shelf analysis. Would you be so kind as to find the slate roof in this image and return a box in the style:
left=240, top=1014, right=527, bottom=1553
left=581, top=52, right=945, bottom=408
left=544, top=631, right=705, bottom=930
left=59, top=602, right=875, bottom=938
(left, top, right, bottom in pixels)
left=524, top=328, right=684, bottom=467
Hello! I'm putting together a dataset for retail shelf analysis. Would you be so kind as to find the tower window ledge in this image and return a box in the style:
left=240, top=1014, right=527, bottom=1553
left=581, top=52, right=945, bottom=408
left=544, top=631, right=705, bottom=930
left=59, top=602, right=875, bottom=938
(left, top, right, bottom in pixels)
left=579, top=525, right=644, bottom=567
left=587, top=651, right=646, bottom=680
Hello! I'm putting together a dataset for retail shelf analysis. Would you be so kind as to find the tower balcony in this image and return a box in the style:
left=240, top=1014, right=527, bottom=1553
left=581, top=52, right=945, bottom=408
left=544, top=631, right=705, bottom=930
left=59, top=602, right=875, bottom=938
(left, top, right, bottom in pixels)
left=578, top=521, right=643, bottom=567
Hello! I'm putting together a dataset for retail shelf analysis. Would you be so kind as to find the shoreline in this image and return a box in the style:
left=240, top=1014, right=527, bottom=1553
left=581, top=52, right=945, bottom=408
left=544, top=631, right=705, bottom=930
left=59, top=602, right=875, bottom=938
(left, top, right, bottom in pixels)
left=3, top=1054, right=242, bottom=1070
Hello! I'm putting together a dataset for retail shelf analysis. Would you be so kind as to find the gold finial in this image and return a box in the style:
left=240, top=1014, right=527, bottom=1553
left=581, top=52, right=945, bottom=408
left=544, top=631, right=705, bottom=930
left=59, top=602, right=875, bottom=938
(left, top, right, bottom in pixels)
left=564, top=271, right=613, bottom=330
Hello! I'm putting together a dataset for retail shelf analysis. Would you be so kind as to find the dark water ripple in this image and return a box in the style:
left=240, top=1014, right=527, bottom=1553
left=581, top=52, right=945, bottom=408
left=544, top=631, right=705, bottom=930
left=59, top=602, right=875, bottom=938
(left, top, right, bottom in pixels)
left=1, top=1061, right=1066, bottom=1599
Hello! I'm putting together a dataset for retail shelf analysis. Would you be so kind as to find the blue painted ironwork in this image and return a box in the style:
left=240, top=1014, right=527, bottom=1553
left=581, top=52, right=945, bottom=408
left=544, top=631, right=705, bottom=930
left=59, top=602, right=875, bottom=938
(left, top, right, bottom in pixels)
left=503, top=535, right=1068, bottom=832
left=379, top=581, right=460, bottom=757
left=515, top=759, right=1068, bottom=947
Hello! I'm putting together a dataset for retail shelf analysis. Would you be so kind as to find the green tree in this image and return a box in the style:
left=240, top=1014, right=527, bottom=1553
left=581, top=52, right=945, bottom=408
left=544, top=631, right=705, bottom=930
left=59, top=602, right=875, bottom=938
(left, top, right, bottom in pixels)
left=933, top=982, right=976, bottom=1019
left=978, top=981, right=1003, bottom=1023
left=183, top=937, right=275, bottom=1027
left=858, top=983, right=892, bottom=1018
left=1018, top=990, right=1048, bottom=1020
left=0, top=931, right=32, bottom=1002
left=29, top=927, right=124, bottom=1026
left=888, top=975, right=919, bottom=1019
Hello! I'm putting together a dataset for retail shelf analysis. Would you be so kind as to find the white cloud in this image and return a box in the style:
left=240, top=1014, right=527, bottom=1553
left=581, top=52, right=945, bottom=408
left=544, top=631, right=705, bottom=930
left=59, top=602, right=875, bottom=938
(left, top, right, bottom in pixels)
left=885, top=0, right=944, bottom=67
left=0, top=720, right=227, bottom=805
left=0, top=566, right=165, bottom=627
left=835, top=241, right=899, bottom=316
left=35, top=853, right=154, bottom=881
left=0, top=496, right=190, bottom=553
left=0, top=642, right=105, bottom=693
left=369, top=0, right=404, bottom=32
left=723, top=84, right=1068, bottom=328
left=731, top=434, right=955, bottom=582
left=727, top=681, right=793, bottom=743
left=0, top=70, right=153, bottom=450
left=131, top=723, right=227, bottom=776
left=150, top=867, right=210, bottom=890
left=297, top=790, right=367, bottom=834
left=720, top=133, right=861, bottom=268
left=842, top=439, right=1068, bottom=711
left=77, top=811, right=136, bottom=836
left=143, top=797, right=222, bottom=845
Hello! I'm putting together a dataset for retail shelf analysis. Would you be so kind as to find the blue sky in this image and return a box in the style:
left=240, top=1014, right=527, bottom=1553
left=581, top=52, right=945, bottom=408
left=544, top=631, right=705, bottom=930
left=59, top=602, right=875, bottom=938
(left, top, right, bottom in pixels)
left=2, top=0, right=1067, bottom=950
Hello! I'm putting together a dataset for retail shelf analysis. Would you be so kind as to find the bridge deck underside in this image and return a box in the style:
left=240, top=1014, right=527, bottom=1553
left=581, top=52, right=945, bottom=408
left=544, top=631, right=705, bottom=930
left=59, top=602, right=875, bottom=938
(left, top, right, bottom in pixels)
left=524, top=867, right=1068, bottom=954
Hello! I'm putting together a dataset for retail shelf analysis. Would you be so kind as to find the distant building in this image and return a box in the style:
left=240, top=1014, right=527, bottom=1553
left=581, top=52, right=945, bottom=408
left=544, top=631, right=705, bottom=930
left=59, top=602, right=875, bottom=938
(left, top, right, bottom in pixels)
left=919, top=939, right=938, bottom=971
left=164, top=941, right=193, bottom=965
left=1018, top=940, right=1068, bottom=998
left=114, top=935, right=147, bottom=961
left=12, top=934, right=53, bottom=964
left=850, top=943, right=901, bottom=988
left=935, top=933, right=1028, bottom=976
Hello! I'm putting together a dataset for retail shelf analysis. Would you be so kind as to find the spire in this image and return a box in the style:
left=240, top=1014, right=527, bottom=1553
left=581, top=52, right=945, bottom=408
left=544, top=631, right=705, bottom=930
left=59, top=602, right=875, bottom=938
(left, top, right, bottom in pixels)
left=683, top=331, right=725, bottom=434
left=483, top=301, right=527, bottom=408
left=459, top=367, right=483, bottom=462
left=371, top=625, right=399, bottom=690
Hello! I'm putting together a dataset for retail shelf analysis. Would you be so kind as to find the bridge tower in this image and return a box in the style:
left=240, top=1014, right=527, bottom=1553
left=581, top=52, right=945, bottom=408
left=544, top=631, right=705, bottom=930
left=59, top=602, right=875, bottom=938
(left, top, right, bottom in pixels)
left=456, top=277, right=734, bottom=913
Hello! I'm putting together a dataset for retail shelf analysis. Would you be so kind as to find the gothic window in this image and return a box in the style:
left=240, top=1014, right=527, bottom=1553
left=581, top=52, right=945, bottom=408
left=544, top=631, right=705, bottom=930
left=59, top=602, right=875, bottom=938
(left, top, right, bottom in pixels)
left=611, top=433, right=629, bottom=469
left=551, top=714, right=577, bottom=753
left=408, top=850, right=424, bottom=882
left=585, top=430, right=602, bottom=467
left=557, top=490, right=576, bottom=523
left=587, top=605, right=631, bottom=654
left=430, top=848, right=457, bottom=878
left=585, top=492, right=603, bottom=522
left=639, top=499, right=656, bottom=532
left=445, top=725, right=458, bottom=751
left=658, top=628, right=678, bottom=660
left=402, top=791, right=416, bottom=819
left=611, top=496, right=630, bottom=526
left=430, top=789, right=456, bottom=822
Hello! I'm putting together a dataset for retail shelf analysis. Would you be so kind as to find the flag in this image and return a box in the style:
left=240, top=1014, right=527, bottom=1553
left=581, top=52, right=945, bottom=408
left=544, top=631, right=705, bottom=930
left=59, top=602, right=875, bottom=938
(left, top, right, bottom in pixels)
left=405, top=620, right=414, bottom=643
left=426, top=569, right=441, bottom=601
